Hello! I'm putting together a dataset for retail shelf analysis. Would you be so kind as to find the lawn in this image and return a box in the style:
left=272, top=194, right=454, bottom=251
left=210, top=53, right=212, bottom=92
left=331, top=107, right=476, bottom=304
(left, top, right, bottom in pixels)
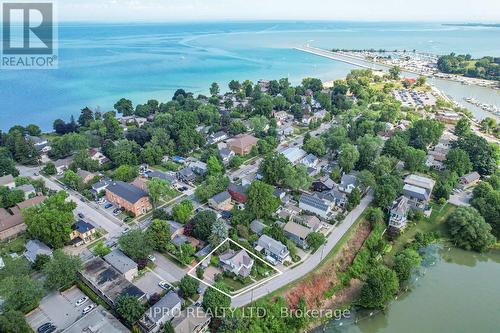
left=0, top=234, right=27, bottom=257
left=386, top=202, right=457, bottom=263
left=220, top=275, right=253, bottom=292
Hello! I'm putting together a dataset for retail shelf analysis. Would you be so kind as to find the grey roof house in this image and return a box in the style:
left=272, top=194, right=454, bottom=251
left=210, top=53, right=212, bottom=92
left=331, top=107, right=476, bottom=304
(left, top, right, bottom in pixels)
left=403, top=174, right=435, bottom=211
left=283, top=221, right=313, bottom=249
left=24, top=239, right=52, bottom=263
left=338, top=172, right=359, bottom=194
left=388, top=196, right=410, bottom=231
left=177, top=167, right=196, bottom=183
left=139, top=291, right=182, bottom=333
left=299, top=193, right=331, bottom=219
left=256, top=234, right=290, bottom=264
left=250, top=219, right=267, bottom=235
left=104, top=249, right=138, bottom=282
left=219, top=249, right=254, bottom=278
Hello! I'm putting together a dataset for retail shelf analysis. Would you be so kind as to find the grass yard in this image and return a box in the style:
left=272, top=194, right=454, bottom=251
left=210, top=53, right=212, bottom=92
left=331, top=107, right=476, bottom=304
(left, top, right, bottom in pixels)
left=0, top=234, right=27, bottom=257
left=221, top=275, right=252, bottom=292
left=386, top=202, right=457, bottom=263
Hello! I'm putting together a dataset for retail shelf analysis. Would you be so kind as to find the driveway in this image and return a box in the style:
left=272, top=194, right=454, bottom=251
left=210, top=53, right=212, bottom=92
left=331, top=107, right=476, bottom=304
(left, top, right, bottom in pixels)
left=149, top=251, right=188, bottom=284
left=26, top=287, right=92, bottom=332
left=449, top=190, right=472, bottom=206
left=135, top=270, right=164, bottom=297
left=231, top=191, right=373, bottom=307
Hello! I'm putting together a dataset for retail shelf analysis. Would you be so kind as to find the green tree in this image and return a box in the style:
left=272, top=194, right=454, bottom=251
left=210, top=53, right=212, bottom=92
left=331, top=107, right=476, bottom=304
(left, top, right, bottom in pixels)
left=203, top=281, right=231, bottom=316
left=0, top=310, right=32, bottom=333
left=303, top=137, right=326, bottom=156
left=119, top=229, right=152, bottom=260
left=454, top=117, right=471, bottom=137
left=0, top=275, right=44, bottom=313
left=388, top=66, right=401, bottom=80
left=207, top=155, right=224, bottom=175
left=446, top=207, right=495, bottom=252
left=147, top=178, right=171, bottom=208
left=146, top=219, right=171, bottom=251
left=192, top=210, right=217, bottom=241
left=259, top=153, right=290, bottom=187
left=408, top=119, right=444, bottom=150
left=179, top=275, right=199, bottom=298
left=306, top=232, right=326, bottom=252
left=22, top=191, right=76, bottom=248
left=444, top=148, right=472, bottom=177
left=338, top=143, right=359, bottom=173
left=284, top=164, right=313, bottom=192
left=61, top=170, right=83, bottom=191
left=360, top=265, right=399, bottom=309
left=209, top=219, right=229, bottom=248
left=209, top=82, right=220, bottom=96
left=115, top=294, right=145, bottom=324
left=114, top=165, right=139, bottom=182
left=114, top=98, right=134, bottom=116
left=393, top=248, right=421, bottom=283
left=347, top=187, right=361, bottom=211
left=172, top=200, right=194, bottom=224
left=453, top=134, right=497, bottom=176
left=228, top=80, right=241, bottom=93
left=42, top=162, right=56, bottom=176
left=403, top=146, right=426, bottom=172
left=247, top=180, right=280, bottom=219
left=92, top=240, right=111, bottom=257
left=43, top=250, right=82, bottom=290
left=356, top=135, right=383, bottom=170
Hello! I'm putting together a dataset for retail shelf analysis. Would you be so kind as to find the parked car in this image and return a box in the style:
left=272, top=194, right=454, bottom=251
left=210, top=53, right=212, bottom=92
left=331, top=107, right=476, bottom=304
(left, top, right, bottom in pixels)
left=148, top=254, right=156, bottom=262
left=122, top=227, right=131, bottom=234
left=82, top=304, right=95, bottom=315
left=104, top=203, right=113, bottom=209
left=77, top=213, right=85, bottom=219
left=196, top=287, right=203, bottom=294
left=123, top=216, right=130, bottom=223
left=75, top=296, right=89, bottom=306
left=158, top=280, right=172, bottom=290
left=37, top=323, right=54, bottom=333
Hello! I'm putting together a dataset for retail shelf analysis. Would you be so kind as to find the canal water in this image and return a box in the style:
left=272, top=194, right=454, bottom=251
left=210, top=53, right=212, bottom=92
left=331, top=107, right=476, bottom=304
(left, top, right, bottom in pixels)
left=313, top=245, right=500, bottom=333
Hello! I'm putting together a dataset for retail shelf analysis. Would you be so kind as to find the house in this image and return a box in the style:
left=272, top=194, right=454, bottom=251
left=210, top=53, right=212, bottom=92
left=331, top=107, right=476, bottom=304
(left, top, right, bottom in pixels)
left=70, top=220, right=96, bottom=246
left=0, top=174, right=15, bottom=189
left=403, top=174, right=436, bottom=211
left=92, top=178, right=111, bottom=195
left=388, top=196, right=410, bottom=231
left=0, top=195, right=46, bottom=240
left=145, top=170, right=177, bottom=184
left=256, top=234, right=290, bottom=264
left=139, top=291, right=182, bottom=333
left=228, top=134, right=258, bottom=155
left=273, top=187, right=286, bottom=202
left=167, top=220, right=185, bottom=239
left=283, top=221, right=313, bottom=249
left=89, top=148, right=110, bottom=165
left=24, top=239, right=52, bottom=263
left=312, top=176, right=335, bottom=192
left=277, top=126, right=294, bottom=137
left=294, top=215, right=322, bottom=232
left=301, top=154, right=319, bottom=168
left=250, top=219, right=267, bottom=235
left=63, top=305, right=129, bottom=333
left=79, top=257, right=145, bottom=306
left=277, top=203, right=302, bottom=221
left=338, top=172, right=359, bottom=194
left=171, top=308, right=211, bottom=333
left=26, top=135, right=51, bottom=153
left=320, top=189, right=347, bottom=208
left=219, top=249, right=254, bottom=278
left=189, top=160, right=208, bottom=176
left=177, top=167, right=196, bottom=183
left=299, top=193, right=331, bottom=219
left=76, top=169, right=96, bottom=184
left=104, top=249, right=138, bottom=281
left=172, top=156, right=186, bottom=164
left=106, top=181, right=152, bottom=216
left=435, top=111, right=461, bottom=124
left=54, top=156, right=74, bottom=174
left=282, top=147, right=307, bottom=165
left=218, top=147, right=235, bottom=165
left=228, top=183, right=248, bottom=203
left=0, top=207, right=24, bottom=241
left=458, top=172, right=481, bottom=190
left=17, top=184, right=36, bottom=199
left=208, top=191, right=232, bottom=211
left=207, top=131, right=228, bottom=145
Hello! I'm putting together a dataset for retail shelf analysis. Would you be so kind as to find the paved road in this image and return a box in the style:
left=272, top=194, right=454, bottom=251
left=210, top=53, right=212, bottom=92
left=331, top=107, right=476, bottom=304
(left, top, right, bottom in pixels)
left=17, top=165, right=125, bottom=238
left=150, top=251, right=188, bottom=283
left=231, top=191, right=373, bottom=307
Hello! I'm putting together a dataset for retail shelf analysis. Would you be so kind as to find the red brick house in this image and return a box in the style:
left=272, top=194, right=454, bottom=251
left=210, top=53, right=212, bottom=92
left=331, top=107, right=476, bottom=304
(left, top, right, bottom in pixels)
left=105, top=181, right=152, bottom=216
left=228, top=183, right=249, bottom=203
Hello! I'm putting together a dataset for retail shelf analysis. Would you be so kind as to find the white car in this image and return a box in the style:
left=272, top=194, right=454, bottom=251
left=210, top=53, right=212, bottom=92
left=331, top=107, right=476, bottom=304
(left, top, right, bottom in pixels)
left=82, top=304, right=95, bottom=315
left=148, top=254, right=156, bottom=262
left=75, top=296, right=89, bottom=307
left=158, top=280, right=171, bottom=290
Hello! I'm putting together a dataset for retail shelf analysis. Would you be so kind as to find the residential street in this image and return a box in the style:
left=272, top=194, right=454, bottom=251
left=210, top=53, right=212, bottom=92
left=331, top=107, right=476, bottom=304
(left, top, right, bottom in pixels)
left=231, top=191, right=373, bottom=307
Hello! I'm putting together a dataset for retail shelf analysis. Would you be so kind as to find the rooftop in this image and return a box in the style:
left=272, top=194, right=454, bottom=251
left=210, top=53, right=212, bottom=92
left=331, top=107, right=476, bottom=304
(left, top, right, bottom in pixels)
left=62, top=305, right=129, bottom=333
left=404, top=174, right=435, bottom=191
left=73, top=219, right=95, bottom=234
left=283, top=221, right=312, bottom=239
left=0, top=174, right=15, bottom=186
left=299, top=193, right=330, bottom=212
left=104, top=249, right=137, bottom=274
left=257, top=234, right=288, bottom=256
left=211, top=191, right=231, bottom=204
left=106, top=181, right=148, bottom=204
left=229, top=134, right=258, bottom=149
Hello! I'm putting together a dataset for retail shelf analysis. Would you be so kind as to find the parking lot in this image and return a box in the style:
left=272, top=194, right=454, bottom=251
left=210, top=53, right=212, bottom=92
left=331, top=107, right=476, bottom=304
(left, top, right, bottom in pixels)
left=26, top=287, right=94, bottom=332
left=134, top=270, right=165, bottom=297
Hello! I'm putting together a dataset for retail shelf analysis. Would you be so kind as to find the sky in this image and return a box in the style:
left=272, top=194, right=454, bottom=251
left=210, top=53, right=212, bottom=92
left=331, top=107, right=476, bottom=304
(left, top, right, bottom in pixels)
left=55, top=0, right=500, bottom=23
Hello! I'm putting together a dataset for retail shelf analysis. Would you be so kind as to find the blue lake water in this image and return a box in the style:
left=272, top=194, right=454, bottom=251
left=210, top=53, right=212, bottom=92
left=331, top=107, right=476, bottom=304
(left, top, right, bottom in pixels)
left=1, top=21, right=500, bottom=130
